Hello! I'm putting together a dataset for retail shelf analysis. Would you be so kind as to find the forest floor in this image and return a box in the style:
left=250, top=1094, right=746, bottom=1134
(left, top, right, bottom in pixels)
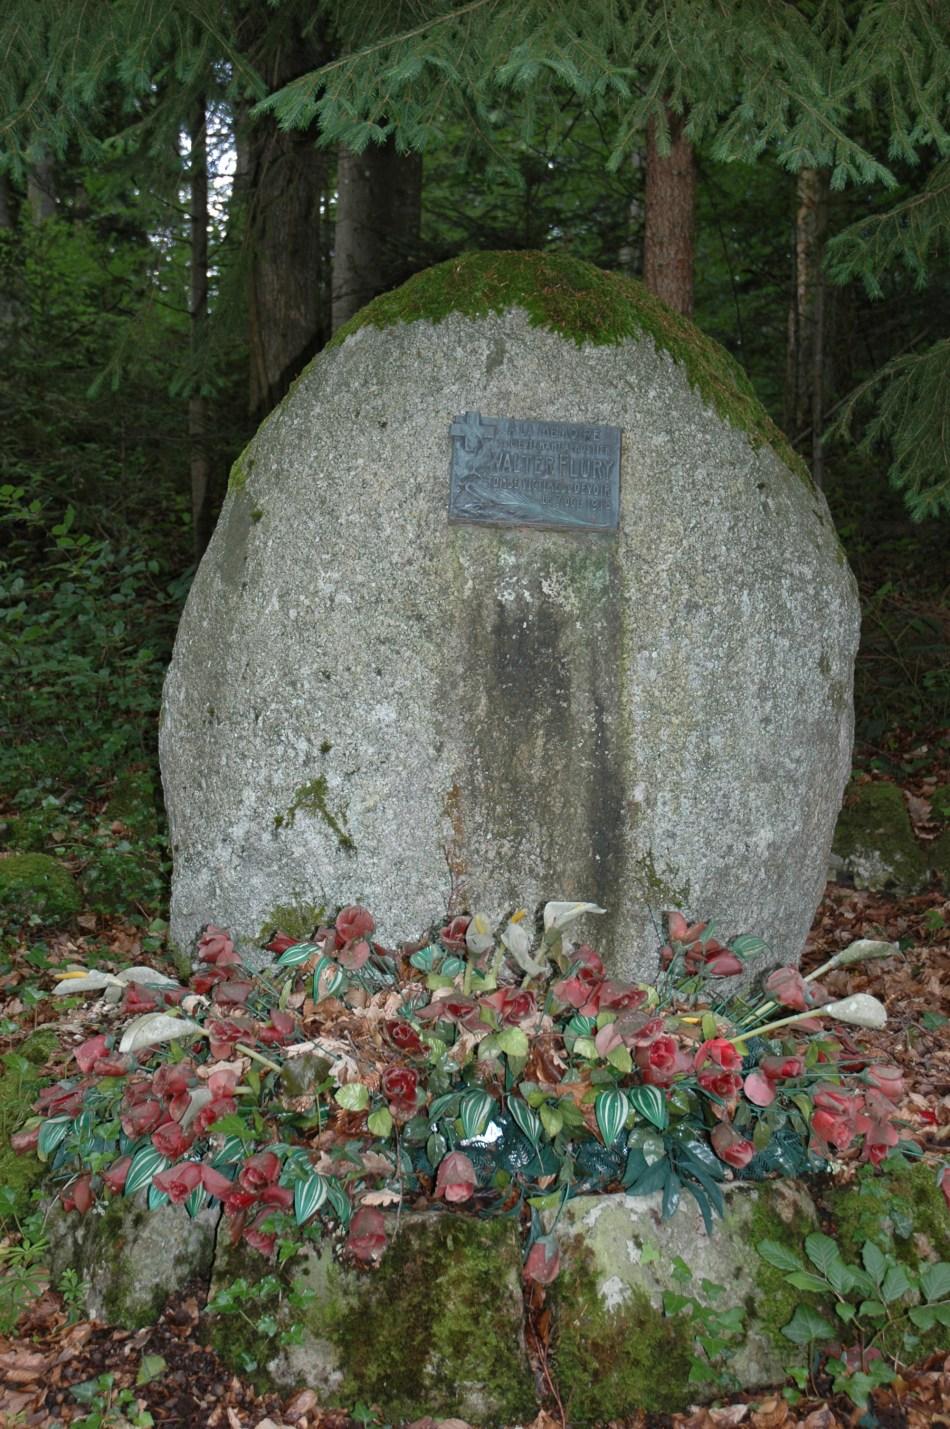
left=0, top=873, right=946, bottom=1429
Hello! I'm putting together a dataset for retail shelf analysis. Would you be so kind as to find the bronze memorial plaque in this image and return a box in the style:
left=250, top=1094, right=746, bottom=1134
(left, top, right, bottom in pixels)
left=448, top=410, right=621, bottom=531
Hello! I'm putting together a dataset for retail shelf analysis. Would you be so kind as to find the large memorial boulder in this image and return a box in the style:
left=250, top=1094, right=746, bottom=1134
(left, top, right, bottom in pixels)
left=161, top=251, right=859, bottom=978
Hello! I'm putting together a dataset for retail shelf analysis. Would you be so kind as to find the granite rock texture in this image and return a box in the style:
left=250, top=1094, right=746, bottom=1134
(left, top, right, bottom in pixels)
left=161, top=260, right=859, bottom=978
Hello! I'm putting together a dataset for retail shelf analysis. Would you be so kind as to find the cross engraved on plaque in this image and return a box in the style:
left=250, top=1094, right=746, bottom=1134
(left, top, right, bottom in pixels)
left=448, top=411, right=621, bottom=531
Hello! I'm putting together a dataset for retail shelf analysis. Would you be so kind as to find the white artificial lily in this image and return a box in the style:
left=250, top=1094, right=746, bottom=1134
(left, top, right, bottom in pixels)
left=501, top=913, right=548, bottom=977
left=464, top=914, right=495, bottom=957
left=822, top=993, right=888, bottom=1029
left=53, top=964, right=182, bottom=997
left=118, top=1011, right=207, bottom=1054
left=543, top=901, right=606, bottom=934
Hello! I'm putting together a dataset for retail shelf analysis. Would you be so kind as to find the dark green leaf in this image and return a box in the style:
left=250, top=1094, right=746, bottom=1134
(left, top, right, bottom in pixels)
left=781, top=1305, right=835, bottom=1345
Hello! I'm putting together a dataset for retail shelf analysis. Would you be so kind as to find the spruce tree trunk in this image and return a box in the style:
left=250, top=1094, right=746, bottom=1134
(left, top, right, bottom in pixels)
left=26, top=149, right=57, bottom=222
left=188, top=99, right=214, bottom=561
left=785, top=167, right=830, bottom=486
left=331, top=140, right=422, bottom=332
left=243, top=37, right=330, bottom=420
left=643, top=109, right=695, bottom=316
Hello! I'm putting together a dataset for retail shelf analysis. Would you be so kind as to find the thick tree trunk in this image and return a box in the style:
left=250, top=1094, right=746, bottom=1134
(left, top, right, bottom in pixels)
left=331, top=140, right=422, bottom=332
left=189, top=100, right=214, bottom=560
left=785, top=167, right=830, bottom=486
left=0, top=176, right=13, bottom=229
left=26, top=149, right=57, bottom=222
left=643, top=108, right=695, bottom=316
left=241, top=31, right=330, bottom=421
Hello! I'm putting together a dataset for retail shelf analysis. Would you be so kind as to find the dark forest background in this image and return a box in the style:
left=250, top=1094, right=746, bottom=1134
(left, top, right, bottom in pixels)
left=1, top=0, right=947, bottom=939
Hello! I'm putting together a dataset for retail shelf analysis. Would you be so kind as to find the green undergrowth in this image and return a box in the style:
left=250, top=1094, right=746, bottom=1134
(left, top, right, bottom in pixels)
left=324, top=251, right=809, bottom=483
left=827, top=1160, right=950, bottom=1268
left=0, top=1031, right=58, bottom=1224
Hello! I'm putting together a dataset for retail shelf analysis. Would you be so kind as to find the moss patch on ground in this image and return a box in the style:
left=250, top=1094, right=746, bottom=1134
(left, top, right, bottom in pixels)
left=832, top=779, right=929, bottom=892
left=328, top=250, right=809, bottom=483
left=0, top=853, right=80, bottom=928
left=0, top=1031, right=57, bottom=1224
left=826, top=1161, right=950, bottom=1268
left=551, top=1242, right=694, bottom=1419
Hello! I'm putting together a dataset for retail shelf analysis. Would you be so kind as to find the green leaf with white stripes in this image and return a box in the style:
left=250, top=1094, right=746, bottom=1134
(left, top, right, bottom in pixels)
left=294, top=1172, right=328, bottom=1225
left=595, top=1087, right=628, bottom=1145
left=628, top=1084, right=669, bottom=1131
left=184, top=1184, right=207, bottom=1219
left=274, top=941, right=320, bottom=968
left=313, top=956, right=346, bottom=1001
left=460, top=1090, right=496, bottom=1139
left=507, top=1096, right=541, bottom=1146
left=37, top=1116, right=71, bottom=1162
left=125, top=1144, right=170, bottom=1198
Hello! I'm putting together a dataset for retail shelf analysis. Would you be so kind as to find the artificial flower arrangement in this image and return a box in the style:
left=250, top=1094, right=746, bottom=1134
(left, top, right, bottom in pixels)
left=13, top=901, right=914, bottom=1283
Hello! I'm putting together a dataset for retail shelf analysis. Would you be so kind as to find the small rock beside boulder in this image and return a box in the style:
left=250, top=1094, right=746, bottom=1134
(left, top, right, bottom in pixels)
left=832, top=780, right=931, bottom=893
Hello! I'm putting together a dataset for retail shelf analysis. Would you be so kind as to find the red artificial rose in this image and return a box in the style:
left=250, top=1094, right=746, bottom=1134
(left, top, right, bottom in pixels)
left=346, top=1206, right=388, bottom=1263
left=387, top=1020, right=424, bottom=1054
left=524, top=1234, right=560, bottom=1285
left=860, top=1121, right=900, bottom=1165
left=257, top=1009, right=296, bottom=1045
left=866, top=1065, right=904, bottom=1102
left=697, top=1067, right=743, bottom=1103
left=760, top=1055, right=804, bottom=1082
left=224, top=1187, right=259, bottom=1213
left=197, top=925, right=241, bottom=966
left=811, top=1110, right=856, bottom=1151
left=765, top=966, right=828, bottom=1013
left=598, top=981, right=647, bottom=1012
left=336, top=905, right=375, bottom=943
left=200, top=1165, right=235, bottom=1200
left=74, top=1035, right=109, bottom=1074
left=743, top=1070, right=776, bottom=1107
left=265, top=932, right=298, bottom=954
left=121, top=1095, right=164, bottom=1138
left=666, top=912, right=708, bottom=944
left=154, top=1062, right=195, bottom=1100
left=122, top=982, right=159, bottom=1014
left=636, top=1034, right=682, bottom=1087
left=552, top=974, right=603, bottom=1014
left=102, top=1155, right=132, bottom=1194
left=258, top=1183, right=294, bottom=1210
left=711, top=1122, right=755, bottom=1169
left=481, top=986, right=537, bottom=1025
left=10, top=1124, right=41, bottom=1154
left=152, top=1120, right=195, bottom=1159
left=435, top=1150, right=477, bottom=1203
left=212, top=979, right=253, bottom=1007
left=439, top=915, right=471, bottom=951
left=338, top=938, right=371, bottom=971
left=704, top=951, right=744, bottom=978
left=243, top=1212, right=277, bottom=1258
left=61, top=1173, right=94, bottom=1215
left=207, top=1018, right=245, bottom=1059
left=238, top=1151, right=281, bottom=1192
left=191, top=966, right=227, bottom=995
left=695, top=1039, right=743, bottom=1073
left=153, top=1161, right=203, bottom=1203
left=195, top=1094, right=238, bottom=1136
left=381, top=1066, right=419, bottom=1114
left=36, top=1084, right=85, bottom=1117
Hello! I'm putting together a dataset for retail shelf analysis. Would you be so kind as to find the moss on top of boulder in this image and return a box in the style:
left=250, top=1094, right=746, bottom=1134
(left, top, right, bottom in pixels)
left=328, top=249, right=808, bottom=481
left=0, top=852, right=80, bottom=927
left=832, top=779, right=929, bottom=893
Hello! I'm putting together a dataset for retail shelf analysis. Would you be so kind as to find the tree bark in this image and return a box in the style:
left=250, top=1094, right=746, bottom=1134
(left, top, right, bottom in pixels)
left=331, top=140, right=422, bottom=332
left=643, top=108, right=695, bottom=316
left=242, top=31, right=330, bottom=420
left=188, top=99, right=214, bottom=560
left=26, top=149, right=57, bottom=222
left=785, top=167, right=830, bottom=486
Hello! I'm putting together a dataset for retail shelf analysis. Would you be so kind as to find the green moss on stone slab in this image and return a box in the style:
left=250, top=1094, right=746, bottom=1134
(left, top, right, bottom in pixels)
left=275, top=777, right=355, bottom=851
left=551, top=1243, right=694, bottom=1419
left=329, top=250, right=810, bottom=484
left=832, top=780, right=929, bottom=893
left=228, top=446, right=254, bottom=492
left=746, top=1181, right=826, bottom=1349
left=0, top=1032, right=57, bottom=1224
left=0, top=853, right=80, bottom=928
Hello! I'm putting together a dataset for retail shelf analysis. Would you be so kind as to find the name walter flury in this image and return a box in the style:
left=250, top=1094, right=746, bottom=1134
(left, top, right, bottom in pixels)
left=448, top=411, right=621, bottom=531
